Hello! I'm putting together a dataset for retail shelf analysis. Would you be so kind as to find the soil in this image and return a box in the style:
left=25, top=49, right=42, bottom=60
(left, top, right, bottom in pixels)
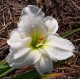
left=0, top=0, right=80, bottom=79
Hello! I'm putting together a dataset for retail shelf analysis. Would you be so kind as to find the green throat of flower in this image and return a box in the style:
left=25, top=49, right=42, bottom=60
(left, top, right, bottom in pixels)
left=31, top=35, right=45, bottom=48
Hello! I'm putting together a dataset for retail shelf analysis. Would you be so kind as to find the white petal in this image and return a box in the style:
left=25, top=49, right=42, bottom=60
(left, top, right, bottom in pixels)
left=6, top=47, right=31, bottom=68
left=7, top=29, right=31, bottom=50
left=18, top=18, right=46, bottom=36
left=7, top=37, right=31, bottom=50
left=54, top=33, right=60, bottom=37
left=18, top=16, right=46, bottom=35
left=18, top=5, right=45, bottom=32
left=6, top=47, right=31, bottom=62
left=21, top=5, right=44, bottom=18
left=44, top=16, right=53, bottom=22
left=18, top=19, right=47, bottom=44
left=18, top=5, right=47, bottom=39
left=18, top=19, right=31, bottom=31
left=43, top=46, right=74, bottom=61
left=43, top=35, right=75, bottom=61
left=35, top=56, right=53, bottom=75
left=14, top=48, right=31, bottom=60
left=25, top=49, right=41, bottom=64
left=46, top=35, right=75, bottom=52
left=45, top=16, right=58, bottom=34
left=6, top=48, right=41, bottom=68
left=9, top=29, right=22, bottom=41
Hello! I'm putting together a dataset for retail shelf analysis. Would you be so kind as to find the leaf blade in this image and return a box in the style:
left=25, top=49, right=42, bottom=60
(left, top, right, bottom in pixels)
left=61, top=28, right=80, bottom=38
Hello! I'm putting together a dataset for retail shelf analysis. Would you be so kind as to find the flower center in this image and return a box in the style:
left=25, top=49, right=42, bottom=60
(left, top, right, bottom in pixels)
left=27, top=25, right=47, bottom=48
left=31, top=35, right=44, bottom=48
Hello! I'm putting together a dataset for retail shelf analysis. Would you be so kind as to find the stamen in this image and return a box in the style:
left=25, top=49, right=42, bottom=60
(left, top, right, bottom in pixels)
left=39, top=36, right=43, bottom=40
left=31, top=35, right=44, bottom=48
left=38, top=36, right=43, bottom=43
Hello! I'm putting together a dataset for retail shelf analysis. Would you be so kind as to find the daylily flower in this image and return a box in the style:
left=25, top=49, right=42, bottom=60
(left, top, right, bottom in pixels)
left=6, top=5, right=75, bottom=75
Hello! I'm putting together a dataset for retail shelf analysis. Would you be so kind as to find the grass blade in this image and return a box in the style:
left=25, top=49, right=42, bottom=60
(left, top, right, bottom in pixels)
left=42, top=73, right=67, bottom=79
left=0, top=60, right=14, bottom=78
left=0, top=68, right=14, bottom=78
left=0, top=60, right=9, bottom=69
left=0, top=65, right=8, bottom=69
left=61, top=28, right=80, bottom=38
left=0, top=60, right=7, bottom=65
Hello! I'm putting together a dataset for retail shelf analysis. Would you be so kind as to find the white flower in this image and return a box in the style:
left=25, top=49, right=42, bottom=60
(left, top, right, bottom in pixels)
left=6, top=5, right=75, bottom=75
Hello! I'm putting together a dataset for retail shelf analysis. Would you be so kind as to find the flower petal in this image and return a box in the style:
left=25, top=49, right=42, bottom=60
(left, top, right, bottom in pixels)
left=45, top=16, right=58, bottom=34
left=9, top=29, right=22, bottom=41
left=7, top=29, right=31, bottom=50
left=35, top=56, right=53, bottom=75
left=18, top=5, right=47, bottom=41
left=21, top=5, right=44, bottom=19
left=43, top=46, right=74, bottom=61
left=6, top=48, right=41, bottom=68
left=25, top=49, right=41, bottom=64
left=6, top=47, right=31, bottom=68
left=18, top=5, right=45, bottom=32
left=18, top=18, right=47, bottom=44
left=46, top=35, right=75, bottom=52
left=7, top=37, right=31, bottom=50
left=43, top=35, right=75, bottom=61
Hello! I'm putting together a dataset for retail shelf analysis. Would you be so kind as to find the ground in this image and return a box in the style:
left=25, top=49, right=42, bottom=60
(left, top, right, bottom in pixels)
left=0, top=0, right=80, bottom=79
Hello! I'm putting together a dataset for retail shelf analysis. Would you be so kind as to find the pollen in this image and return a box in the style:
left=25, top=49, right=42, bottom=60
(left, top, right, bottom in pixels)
left=37, top=36, right=43, bottom=43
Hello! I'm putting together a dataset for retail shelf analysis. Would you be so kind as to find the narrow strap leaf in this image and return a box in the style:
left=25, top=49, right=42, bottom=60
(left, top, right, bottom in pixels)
left=61, top=28, right=80, bottom=38
left=0, top=60, right=14, bottom=78
left=0, top=65, right=8, bottom=69
left=41, top=73, right=67, bottom=79
left=0, top=59, right=6, bottom=65
left=0, top=68, right=14, bottom=78
left=0, top=59, right=10, bottom=69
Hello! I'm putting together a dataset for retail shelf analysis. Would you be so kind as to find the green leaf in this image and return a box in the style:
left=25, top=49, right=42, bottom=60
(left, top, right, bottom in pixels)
left=0, top=68, right=14, bottom=78
left=0, top=60, right=7, bottom=65
left=12, top=69, right=41, bottom=79
left=61, top=28, right=80, bottom=38
left=0, top=65, right=8, bottom=69
left=41, top=73, right=66, bottom=79
left=0, top=61, right=9, bottom=69
left=0, top=60, right=14, bottom=78
left=0, top=60, right=10, bottom=70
